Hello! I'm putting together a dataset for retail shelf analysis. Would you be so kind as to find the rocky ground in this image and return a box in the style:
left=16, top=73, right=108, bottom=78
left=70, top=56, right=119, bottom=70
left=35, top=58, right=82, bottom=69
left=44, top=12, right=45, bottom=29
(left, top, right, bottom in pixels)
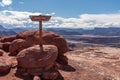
left=60, top=46, right=120, bottom=80
left=0, top=46, right=119, bottom=80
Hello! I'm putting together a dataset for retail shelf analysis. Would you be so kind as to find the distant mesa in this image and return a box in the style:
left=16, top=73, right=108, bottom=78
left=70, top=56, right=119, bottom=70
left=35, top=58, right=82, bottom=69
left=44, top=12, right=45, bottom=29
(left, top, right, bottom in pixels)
left=0, top=25, right=7, bottom=31
left=0, top=25, right=17, bottom=36
left=0, top=25, right=120, bottom=36
left=46, top=27, right=120, bottom=36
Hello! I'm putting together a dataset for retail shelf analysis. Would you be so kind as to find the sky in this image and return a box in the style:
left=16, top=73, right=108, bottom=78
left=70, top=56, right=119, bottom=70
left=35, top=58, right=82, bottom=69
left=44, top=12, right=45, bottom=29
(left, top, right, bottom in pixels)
left=0, top=0, right=120, bottom=29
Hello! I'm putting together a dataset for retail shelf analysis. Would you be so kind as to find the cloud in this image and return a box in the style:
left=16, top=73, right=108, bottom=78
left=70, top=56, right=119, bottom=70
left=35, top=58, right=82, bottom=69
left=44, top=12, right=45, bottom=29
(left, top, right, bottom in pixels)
left=0, top=0, right=12, bottom=7
left=0, top=10, right=120, bottom=29
left=0, top=10, right=40, bottom=27
left=0, top=10, right=55, bottom=28
left=79, top=14, right=120, bottom=28
left=48, top=14, right=120, bottom=28
left=19, top=1, right=24, bottom=4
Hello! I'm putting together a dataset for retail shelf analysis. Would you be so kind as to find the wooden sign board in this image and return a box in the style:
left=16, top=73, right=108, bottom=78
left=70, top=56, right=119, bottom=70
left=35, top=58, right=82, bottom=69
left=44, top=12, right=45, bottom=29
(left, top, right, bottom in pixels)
left=30, top=15, right=51, bottom=21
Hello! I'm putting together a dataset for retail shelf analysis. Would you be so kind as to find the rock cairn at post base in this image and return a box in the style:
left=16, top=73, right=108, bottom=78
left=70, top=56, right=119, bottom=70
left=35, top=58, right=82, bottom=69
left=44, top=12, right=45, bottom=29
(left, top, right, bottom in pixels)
left=0, top=30, right=70, bottom=80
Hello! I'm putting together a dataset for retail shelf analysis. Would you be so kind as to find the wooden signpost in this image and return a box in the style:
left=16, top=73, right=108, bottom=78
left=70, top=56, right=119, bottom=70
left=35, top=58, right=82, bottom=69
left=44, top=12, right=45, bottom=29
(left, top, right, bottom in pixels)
left=30, top=15, right=51, bottom=51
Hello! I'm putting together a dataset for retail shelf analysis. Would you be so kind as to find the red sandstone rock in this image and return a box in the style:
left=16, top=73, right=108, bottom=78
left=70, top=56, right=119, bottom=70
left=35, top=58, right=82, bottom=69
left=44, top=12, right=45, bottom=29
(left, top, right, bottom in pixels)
left=16, top=30, right=38, bottom=39
left=9, top=57, right=17, bottom=68
left=51, top=37, right=69, bottom=54
left=17, top=45, right=58, bottom=70
left=33, top=76, right=41, bottom=80
left=42, top=71, right=59, bottom=80
left=0, top=42, right=11, bottom=52
left=0, top=49, right=4, bottom=56
left=0, top=49, right=6, bottom=56
left=9, top=39, right=33, bottom=56
left=56, top=54, right=68, bottom=65
left=0, top=36, right=16, bottom=43
left=16, top=30, right=69, bottom=54
left=0, top=57, right=11, bottom=74
left=0, top=37, right=4, bottom=42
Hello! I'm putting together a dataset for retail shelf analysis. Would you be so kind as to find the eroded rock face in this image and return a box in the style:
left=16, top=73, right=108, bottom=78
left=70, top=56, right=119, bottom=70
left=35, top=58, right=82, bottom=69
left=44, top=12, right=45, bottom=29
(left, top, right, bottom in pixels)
left=0, top=57, right=11, bottom=74
left=16, top=30, right=69, bottom=55
left=17, top=45, right=58, bottom=70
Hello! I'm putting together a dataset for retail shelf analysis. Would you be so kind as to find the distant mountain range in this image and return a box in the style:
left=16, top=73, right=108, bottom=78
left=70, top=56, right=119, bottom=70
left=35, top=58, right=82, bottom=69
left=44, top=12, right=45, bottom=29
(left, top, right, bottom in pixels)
left=46, top=27, right=120, bottom=36
left=0, top=25, right=120, bottom=36
left=0, top=25, right=17, bottom=36
left=0, top=25, right=38, bottom=36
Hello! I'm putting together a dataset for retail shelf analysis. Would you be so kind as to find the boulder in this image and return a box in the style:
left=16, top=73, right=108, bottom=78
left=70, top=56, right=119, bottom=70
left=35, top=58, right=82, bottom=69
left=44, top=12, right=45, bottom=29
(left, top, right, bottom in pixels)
left=16, top=30, right=37, bottom=39
left=17, top=45, right=58, bottom=70
left=0, top=42, right=2, bottom=49
left=51, top=37, right=69, bottom=54
left=16, top=30, right=39, bottom=44
left=42, top=70, right=59, bottom=80
left=0, top=36, right=16, bottom=43
left=33, top=76, right=41, bottom=80
left=16, top=30, right=69, bottom=54
left=0, top=49, right=6, bottom=56
left=56, top=54, right=68, bottom=65
left=0, top=37, right=4, bottom=42
left=0, top=42, right=11, bottom=52
left=9, top=57, right=17, bottom=68
left=0, top=50, right=3, bottom=56
left=9, top=39, right=33, bottom=56
left=0, top=57, right=11, bottom=74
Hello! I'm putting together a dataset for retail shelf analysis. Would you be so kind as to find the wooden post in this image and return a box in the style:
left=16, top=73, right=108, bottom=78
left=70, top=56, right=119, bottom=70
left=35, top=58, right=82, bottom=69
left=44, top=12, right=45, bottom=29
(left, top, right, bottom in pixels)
left=30, top=15, right=51, bottom=52
left=39, top=20, right=43, bottom=51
